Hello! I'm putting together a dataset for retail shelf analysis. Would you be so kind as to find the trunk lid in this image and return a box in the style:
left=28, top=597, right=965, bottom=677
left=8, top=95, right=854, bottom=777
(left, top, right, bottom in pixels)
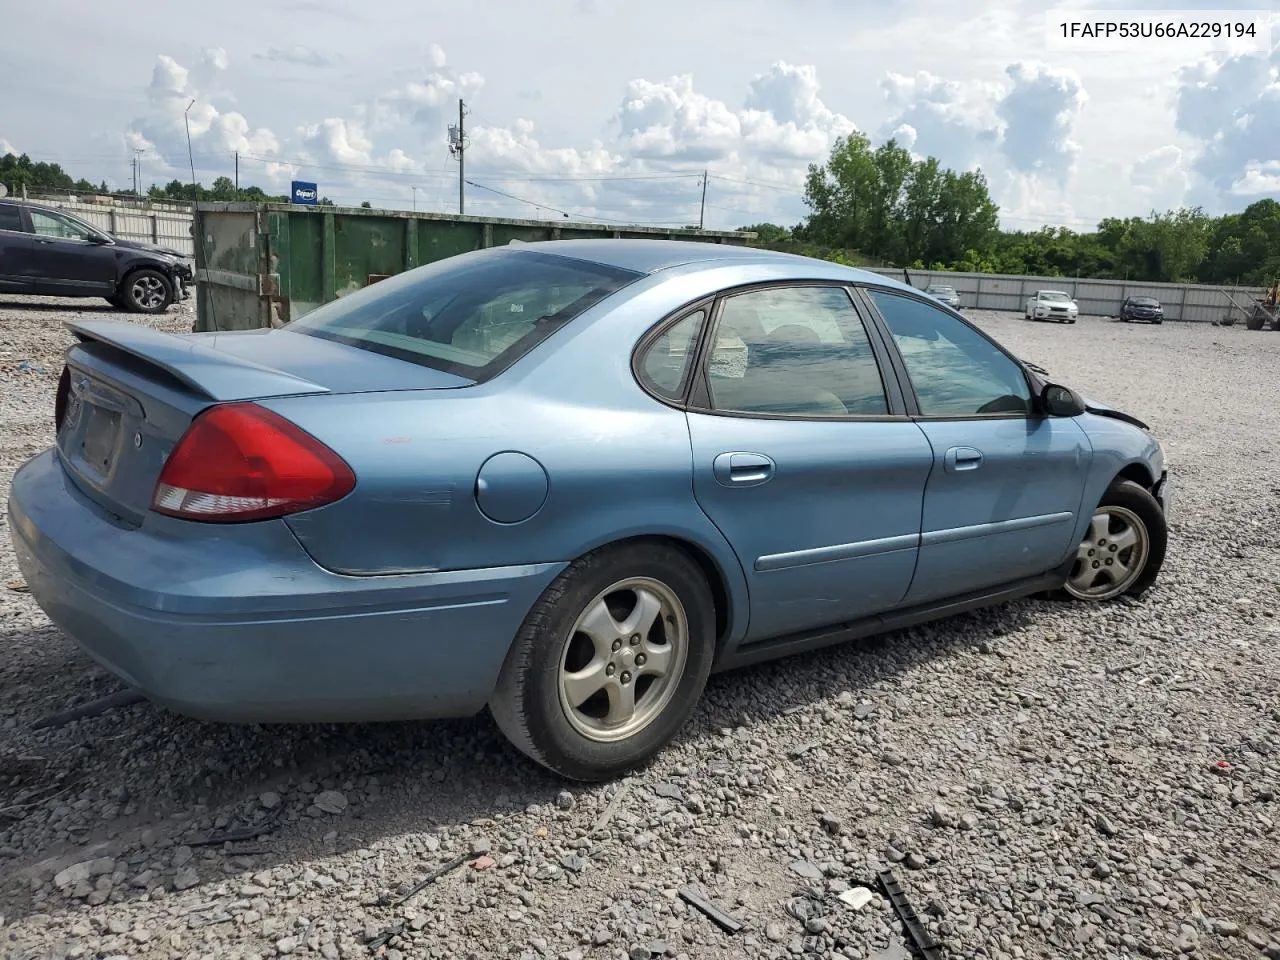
left=56, top=319, right=471, bottom=526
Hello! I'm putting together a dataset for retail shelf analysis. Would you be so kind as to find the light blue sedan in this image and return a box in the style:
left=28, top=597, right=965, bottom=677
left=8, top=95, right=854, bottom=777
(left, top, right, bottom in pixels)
left=8, top=240, right=1170, bottom=781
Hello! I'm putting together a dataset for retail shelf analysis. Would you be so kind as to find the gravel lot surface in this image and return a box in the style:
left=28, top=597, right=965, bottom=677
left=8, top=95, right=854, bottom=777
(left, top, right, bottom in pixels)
left=1, top=297, right=1278, bottom=960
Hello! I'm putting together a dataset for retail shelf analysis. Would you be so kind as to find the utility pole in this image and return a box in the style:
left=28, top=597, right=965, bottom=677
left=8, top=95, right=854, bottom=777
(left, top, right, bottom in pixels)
left=411, top=185, right=418, bottom=212
left=448, top=98, right=467, bottom=215
left=235, top=151, right=239, bottom=194
left=699, top=170, right=708, bottom=230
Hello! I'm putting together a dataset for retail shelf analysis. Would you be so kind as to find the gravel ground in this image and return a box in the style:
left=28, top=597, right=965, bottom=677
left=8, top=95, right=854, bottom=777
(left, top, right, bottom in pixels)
left=1, top=298, right=1278, bottom=960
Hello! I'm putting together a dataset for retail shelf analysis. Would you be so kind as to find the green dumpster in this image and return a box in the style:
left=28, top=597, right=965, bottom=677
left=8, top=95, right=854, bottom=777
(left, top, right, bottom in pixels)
left=191, top=202, right=757, bottom=332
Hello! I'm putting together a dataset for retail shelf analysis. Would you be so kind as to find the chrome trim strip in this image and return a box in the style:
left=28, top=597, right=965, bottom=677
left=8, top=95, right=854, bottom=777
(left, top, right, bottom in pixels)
left=920, top=511, right=1074, bottom=547
left=756, top=533, right=919, bottom=572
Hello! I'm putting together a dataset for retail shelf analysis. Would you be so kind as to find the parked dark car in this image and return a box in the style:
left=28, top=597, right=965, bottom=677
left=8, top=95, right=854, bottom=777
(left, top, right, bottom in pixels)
left=0, top=200, right=192, bottom=313
left=1119, top=296, right=1164, bottom=324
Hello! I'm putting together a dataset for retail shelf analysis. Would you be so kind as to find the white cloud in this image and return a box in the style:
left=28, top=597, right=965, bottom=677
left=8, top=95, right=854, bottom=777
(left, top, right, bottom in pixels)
left=1128, top=146, right=1192, bottom=209
left=878, top=70, right=1003, bottom=170
left=297, top=117, right=374, bottom=166
left=368, top=68, right=485, bottom=134
left=615, top=74, right=744, bottom=162
left=64, top=31, right=1263, bottom=229
left=0, top=137, right=17, bottom=156
left=996, top=61, right=1087, bottom=182
left=6, top=1, right=1279, bottom=230
left=1175, top=45, right=1280, bottom=200
left=254, top=45, right=337, bottom=68
left=1232, top=160, right=1280, bottom=197
left=129, top=50, right=280, bottom=179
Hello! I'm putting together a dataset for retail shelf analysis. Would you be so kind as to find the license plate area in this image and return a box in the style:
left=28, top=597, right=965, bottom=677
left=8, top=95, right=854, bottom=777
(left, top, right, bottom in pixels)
left=57, top=372, right=133, bottom=485
left=78, top=404, right=122, bottom=478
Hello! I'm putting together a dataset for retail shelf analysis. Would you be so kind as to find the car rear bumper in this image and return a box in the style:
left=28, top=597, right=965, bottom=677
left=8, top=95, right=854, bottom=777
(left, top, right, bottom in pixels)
left=8, top=449, right=564, bottom=723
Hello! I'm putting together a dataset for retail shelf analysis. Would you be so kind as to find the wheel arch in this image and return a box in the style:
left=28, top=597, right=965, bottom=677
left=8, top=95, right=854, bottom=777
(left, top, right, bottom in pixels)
left=1114, top=461, right=1155, bottom=491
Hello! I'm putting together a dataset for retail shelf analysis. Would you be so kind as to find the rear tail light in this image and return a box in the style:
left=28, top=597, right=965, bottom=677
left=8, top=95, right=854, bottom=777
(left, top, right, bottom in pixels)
left=151, top=402, right=355, bottom=523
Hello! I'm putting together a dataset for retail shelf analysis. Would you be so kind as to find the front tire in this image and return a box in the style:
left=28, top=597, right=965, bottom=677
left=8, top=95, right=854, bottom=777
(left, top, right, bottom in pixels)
left=490, top=541, right=716, bottom=782
left=1063, top=480, right=1167, bottom=601
left=120, top=269, right=174, bottom=314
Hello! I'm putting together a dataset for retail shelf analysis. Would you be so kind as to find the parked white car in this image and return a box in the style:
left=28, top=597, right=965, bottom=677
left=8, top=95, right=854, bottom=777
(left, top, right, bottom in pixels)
left=1025, top=290, right=1078, bottom=323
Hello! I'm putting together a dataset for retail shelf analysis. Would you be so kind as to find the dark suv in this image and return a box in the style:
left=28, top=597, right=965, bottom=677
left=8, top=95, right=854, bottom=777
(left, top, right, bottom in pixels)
left=0, top=201, right=193, bottom=313
left=1119, top=296, right=1164, bottom=324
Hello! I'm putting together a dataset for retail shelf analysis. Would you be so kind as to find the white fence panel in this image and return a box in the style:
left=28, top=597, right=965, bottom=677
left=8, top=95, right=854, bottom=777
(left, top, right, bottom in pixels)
left=11, top=198, right=194, bottom=257
left=863, top=266, right=1263, bottom=323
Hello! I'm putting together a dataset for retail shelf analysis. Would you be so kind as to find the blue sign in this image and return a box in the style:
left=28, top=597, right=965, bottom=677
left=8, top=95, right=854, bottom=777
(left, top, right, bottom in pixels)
left=291, top=181, right=319, bottom=205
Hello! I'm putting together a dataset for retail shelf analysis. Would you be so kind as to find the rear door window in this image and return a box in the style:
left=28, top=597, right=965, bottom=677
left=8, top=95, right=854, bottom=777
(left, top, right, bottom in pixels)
left=288, top=248, right=642, bottom=380
left=0, top=205, right=22, bottom=233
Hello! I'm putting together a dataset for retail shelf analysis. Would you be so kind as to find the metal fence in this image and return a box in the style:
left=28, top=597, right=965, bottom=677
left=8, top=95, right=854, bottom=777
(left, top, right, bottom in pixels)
left=10, top=197, right=194, bottom=257
left=863, top=266, right=1266, bottom=324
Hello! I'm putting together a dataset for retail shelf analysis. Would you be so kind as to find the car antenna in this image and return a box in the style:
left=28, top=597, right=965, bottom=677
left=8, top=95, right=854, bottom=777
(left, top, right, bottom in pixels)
left=184, top=98, right=218, bottom=334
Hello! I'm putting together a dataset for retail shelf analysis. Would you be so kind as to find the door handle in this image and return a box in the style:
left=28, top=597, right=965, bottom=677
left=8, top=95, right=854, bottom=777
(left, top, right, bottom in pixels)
left=944, top=446, right=983, bottom=472
left=712, top=452, right=775, bottom=487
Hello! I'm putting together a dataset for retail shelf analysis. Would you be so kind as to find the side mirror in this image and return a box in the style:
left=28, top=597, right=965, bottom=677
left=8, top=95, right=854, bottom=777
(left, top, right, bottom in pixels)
left=87, top=233, right=110, bottom=244
left=1041, top=383, right=1085, bottom=417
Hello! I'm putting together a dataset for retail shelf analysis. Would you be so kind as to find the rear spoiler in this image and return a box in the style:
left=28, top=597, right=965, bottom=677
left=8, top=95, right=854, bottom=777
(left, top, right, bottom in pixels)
left=64, top=319, right=329, bottom=402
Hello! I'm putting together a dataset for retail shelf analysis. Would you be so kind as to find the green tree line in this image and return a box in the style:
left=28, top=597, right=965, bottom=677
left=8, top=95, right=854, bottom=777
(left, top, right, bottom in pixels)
left=6, top=149, right=1275, bottom=284
left=746, top=133, right=1280, bottom=286
left=1, top=153, right=335, bottom=206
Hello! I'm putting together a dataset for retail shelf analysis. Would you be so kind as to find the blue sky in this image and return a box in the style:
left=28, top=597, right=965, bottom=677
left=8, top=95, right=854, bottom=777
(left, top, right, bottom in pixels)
left=2, top=0, right=1276, bottom=231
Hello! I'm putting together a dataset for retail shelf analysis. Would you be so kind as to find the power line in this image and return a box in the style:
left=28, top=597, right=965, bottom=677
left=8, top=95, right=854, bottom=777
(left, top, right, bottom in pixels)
left=463, top=179, right=696, bottom=225
left=239, top=151, right=704, bottom=184
left=709, top=173, right=803, bottom=193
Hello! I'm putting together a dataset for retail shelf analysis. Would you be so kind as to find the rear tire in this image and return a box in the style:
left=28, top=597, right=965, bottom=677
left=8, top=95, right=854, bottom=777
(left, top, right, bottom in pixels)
left=120, top=269, right=173, bottom=314
left=489, top=541, right=716, bottom=782
left=1061, top=480, right=1166, bottom=602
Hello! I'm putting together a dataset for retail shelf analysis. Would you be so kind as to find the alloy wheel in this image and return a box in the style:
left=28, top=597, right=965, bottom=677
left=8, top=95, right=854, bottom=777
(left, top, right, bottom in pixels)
left=1065, top=506, right=1150, bottom=600
left=557, top=577, right=688, bottom=742
left=131, top=274, right=167, bottom=310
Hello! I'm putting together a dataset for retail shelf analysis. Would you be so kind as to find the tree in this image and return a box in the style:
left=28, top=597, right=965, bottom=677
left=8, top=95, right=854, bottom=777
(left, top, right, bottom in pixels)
left=360, top=200, right=373, bottom=209
left=800, top=136, right=998, bottom=268
left=210, top=176, right=238, bottom=200
left=0, top=152, right=93, bottom=194
left=741, top=222, right=790, bottom=243
left=1197, top=199, right=1280, bottom=285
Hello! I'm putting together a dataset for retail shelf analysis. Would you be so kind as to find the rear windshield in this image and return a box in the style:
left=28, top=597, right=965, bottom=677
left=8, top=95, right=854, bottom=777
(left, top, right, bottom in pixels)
left=288, top=248, right=642, bottom=380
